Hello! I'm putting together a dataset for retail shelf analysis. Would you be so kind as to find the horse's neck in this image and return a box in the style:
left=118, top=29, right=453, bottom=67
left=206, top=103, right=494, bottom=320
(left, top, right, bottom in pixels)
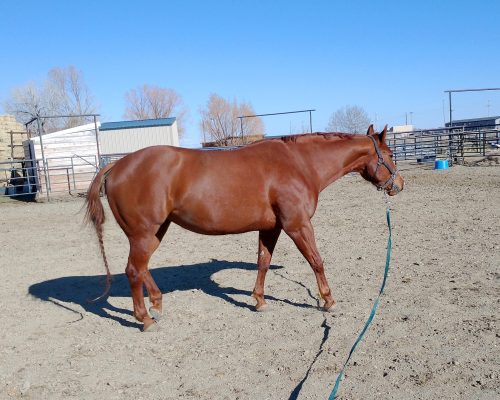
left=298, top=136, right=370, bottom=191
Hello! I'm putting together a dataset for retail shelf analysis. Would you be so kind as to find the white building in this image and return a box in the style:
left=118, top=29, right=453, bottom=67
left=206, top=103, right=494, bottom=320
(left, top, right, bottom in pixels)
left=389, top=125, right=414, bottom=138
left=23, top=117, right=179, bottom=195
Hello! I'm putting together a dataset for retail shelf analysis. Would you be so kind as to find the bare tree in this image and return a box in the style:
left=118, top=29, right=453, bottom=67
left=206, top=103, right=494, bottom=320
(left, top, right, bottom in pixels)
left=200, top=94, right=264, bottom=146
left=238, top=101, right=265, bottom=142
left=123, top=84, right=187, bottom=137
left=326, top=105, right=371, bottom=134
left=4, top=81, right=48, bottom=124
left=3, top=66, right=98, bottom=132
left=47, top=66, right=97, bottom=128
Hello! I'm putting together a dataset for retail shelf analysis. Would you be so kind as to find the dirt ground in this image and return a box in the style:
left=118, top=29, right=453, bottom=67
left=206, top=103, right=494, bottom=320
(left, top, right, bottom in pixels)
left=0, top=162, right=498, bottom=400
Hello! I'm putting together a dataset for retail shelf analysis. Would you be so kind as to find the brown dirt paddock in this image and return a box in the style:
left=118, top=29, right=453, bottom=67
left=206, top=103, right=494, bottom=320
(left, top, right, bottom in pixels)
left=0, top=162, right=498, bottom=399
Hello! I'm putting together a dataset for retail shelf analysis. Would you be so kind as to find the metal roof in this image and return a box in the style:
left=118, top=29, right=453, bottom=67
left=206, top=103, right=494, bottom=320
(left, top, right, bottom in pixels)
left=100, top=117, right=176, bottom=131
left=449, top=116, right=500, bottom=123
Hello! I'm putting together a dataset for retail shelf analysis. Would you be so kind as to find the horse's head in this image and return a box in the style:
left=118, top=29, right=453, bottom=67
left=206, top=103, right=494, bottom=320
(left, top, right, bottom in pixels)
left=361, top=125, right=404, bottom=196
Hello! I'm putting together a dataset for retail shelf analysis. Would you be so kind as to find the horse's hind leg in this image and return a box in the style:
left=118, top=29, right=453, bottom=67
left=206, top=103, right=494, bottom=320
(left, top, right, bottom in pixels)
left=126, top=234, right=161, bottom=331
left=144, top=271, right=163, bottom=320
left=143, top=220, right=171, bottom=321
left=252, top=227, right=281, bottom=311
left=284, top=221, right=335, bottom=311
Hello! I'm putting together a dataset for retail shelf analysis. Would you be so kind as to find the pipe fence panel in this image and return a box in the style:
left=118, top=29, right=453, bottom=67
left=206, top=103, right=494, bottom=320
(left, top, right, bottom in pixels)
left=388, top=128, right=500, bottom=164
left=0, top=155, right=99, bottom=201
left=1, top=129, right=499, bottom=201
left=41, top=155, right=99, bottom=195
left=0, top=159, right=38, bottom=200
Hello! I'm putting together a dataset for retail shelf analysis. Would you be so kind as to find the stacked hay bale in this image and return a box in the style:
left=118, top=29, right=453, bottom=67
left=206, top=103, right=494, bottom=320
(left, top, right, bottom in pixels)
left=0, top=115, right=28, bottom=188
left=0, top=115, right=27, bottom=160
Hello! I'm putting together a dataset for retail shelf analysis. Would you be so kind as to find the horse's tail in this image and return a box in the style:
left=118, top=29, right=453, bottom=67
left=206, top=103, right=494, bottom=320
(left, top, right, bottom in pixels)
left=85, top=162, right=116, bottom=302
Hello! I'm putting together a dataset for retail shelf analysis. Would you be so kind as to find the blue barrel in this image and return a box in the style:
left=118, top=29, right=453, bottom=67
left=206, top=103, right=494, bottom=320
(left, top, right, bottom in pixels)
left=434, top=159, right=449, bottom=170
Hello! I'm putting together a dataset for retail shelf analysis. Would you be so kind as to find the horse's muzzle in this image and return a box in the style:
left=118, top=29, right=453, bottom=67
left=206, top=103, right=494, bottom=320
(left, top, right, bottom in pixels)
left=387, top=176, right=404, bottom=196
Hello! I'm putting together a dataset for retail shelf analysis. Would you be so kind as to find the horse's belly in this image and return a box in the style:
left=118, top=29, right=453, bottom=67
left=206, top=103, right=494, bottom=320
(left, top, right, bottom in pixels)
left=169, top=205, right=277, bottom=235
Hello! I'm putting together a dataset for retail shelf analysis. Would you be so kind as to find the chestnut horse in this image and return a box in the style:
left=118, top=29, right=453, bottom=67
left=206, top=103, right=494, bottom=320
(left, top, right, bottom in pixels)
left=86, top=125, right=403, bottom=331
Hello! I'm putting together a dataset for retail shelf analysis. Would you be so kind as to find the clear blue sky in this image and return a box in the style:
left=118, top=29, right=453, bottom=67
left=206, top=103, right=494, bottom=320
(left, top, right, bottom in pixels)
left=1, top=0, right=499, bottom=147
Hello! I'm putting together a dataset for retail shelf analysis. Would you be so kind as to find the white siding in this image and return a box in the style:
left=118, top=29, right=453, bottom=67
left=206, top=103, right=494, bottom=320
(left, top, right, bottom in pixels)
left=23, top=123, right=100, bottom=193
left=100, top=120, right=179, bottom=154
left=26, top=123, right=98, bottom=162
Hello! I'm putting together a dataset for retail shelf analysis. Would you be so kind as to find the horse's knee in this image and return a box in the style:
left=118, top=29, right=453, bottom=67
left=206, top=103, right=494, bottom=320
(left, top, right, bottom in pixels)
left=311, top=262, right=325, bottom=274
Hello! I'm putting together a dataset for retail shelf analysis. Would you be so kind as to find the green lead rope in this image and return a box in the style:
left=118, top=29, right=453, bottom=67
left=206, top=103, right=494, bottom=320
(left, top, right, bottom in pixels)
left=328, top=207, right=392, bottom=399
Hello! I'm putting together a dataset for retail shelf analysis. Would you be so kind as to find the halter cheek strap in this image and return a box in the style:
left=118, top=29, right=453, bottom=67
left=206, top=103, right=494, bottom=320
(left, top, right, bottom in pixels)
left=367, top=135, right=400, bottom=193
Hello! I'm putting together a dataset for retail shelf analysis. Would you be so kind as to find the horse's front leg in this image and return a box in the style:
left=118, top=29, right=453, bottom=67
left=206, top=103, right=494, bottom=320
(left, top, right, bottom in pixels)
left=252, top=227, right=281, bottom=311
left=284, top=221, right=336, bottom=311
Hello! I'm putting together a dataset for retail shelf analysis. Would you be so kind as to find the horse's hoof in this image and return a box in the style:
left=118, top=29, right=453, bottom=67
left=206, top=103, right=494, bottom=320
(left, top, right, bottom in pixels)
left=322, top=299, right=336, bottom=312
left=255, top=303, right=269, bottom=312
left=143, top=319, right=160, bottom=332
left=149, top=307, right=163, bottom=321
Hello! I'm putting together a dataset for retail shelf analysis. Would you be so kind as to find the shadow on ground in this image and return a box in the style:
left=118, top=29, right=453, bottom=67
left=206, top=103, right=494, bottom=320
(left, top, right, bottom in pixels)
left=29, top=259, right=316, bottom=330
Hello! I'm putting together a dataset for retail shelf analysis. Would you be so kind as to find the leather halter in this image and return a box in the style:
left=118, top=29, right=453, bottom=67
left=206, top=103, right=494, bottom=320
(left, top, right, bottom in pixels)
left=367, top=135, right=400, bottom=193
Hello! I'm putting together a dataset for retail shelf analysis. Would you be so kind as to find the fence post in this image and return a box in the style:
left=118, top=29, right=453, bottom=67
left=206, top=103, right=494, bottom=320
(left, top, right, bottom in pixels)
left=447, top=129, right=453, bottom=166
left=93, top=115, right=102, bottom=168
left=66, top=168, right=72, bottom=195
left=36, top=117, right=50, bottom=201
left=70, top=156, right=76, bottom=190
left=459, top=132, right=464, bottom=164
left=46, top=163, right=52, bottom=193
left=481, top=130, right=486, bottom=156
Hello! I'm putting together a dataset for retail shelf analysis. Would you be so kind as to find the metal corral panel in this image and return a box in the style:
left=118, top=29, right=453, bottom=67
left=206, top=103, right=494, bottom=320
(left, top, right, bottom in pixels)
left=99, top=118, right=179, bottom=154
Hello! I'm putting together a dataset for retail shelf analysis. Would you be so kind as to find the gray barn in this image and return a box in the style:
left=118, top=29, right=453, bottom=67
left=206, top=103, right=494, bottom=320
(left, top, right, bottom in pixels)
left=99, top=117, right=179, bottom=155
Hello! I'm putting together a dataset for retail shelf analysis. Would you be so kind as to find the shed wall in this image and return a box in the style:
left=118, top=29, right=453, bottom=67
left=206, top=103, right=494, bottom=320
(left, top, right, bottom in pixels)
left=100, top=121, right=179, bottom=154
left=26, top=124, right=98, bottom=163
left=24, top=123, right=99, bottom=193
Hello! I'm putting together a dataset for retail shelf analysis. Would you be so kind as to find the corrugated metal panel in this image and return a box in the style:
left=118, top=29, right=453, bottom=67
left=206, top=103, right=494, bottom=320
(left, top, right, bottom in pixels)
left=28, top=124, right=98, bottom=163
left=100, top=121, right=179, bottom=154
left=100, top=117, right=176, bottom=131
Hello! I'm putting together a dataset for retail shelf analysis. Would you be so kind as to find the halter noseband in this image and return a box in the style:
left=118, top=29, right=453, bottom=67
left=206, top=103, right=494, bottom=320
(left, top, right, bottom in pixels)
left=367, top=135, right=400, bottom=193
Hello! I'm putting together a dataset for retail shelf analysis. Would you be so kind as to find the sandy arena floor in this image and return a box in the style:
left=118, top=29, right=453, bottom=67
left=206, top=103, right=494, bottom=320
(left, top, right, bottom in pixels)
left=0, top=162, right=498, bottom=399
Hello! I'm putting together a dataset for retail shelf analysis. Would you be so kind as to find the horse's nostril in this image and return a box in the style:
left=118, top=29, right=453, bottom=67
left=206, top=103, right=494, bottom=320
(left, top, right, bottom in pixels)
left=398, top=178, right=405, bottom=191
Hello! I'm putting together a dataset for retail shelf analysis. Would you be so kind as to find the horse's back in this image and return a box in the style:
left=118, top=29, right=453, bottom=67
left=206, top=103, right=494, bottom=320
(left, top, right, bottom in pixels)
left=104, top=142, right=303, bottom=234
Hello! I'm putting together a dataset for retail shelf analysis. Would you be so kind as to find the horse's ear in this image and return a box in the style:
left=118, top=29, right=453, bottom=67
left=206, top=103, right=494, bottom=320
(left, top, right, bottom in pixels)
left=378, top=125, right=388, bottom=142
left=366, top=124, right=375, bottom=135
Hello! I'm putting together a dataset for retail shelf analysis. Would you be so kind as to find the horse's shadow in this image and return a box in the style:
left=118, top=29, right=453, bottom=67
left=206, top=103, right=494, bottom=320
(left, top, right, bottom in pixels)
left=29, top=259, right=316, bottom=330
